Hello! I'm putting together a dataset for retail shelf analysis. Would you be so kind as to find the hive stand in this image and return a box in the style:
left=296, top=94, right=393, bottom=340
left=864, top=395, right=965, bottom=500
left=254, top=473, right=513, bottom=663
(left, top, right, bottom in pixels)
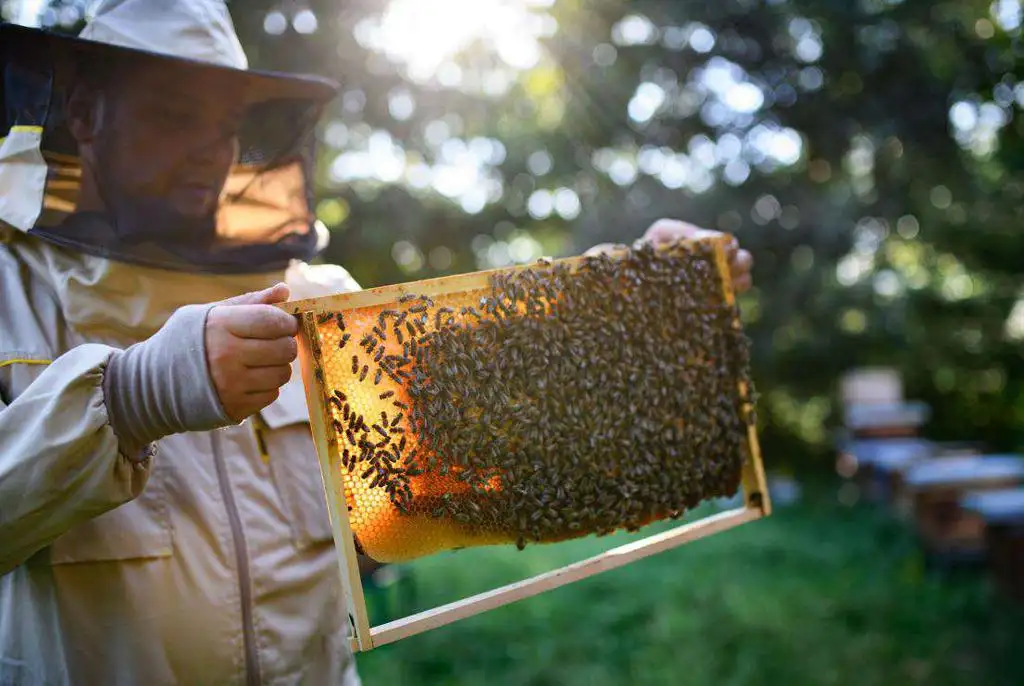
left=280, top=235, right=771, bottom=652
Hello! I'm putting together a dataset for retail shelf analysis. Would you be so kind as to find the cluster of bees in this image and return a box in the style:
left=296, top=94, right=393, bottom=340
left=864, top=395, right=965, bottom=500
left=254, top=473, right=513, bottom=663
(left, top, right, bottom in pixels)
left=315, top=239, right=755, bottom=551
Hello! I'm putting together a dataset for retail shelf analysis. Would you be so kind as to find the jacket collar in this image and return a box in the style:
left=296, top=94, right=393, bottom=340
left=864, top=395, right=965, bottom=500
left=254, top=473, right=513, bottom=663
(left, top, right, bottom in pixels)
left=5, top=229, right=285, bottom=345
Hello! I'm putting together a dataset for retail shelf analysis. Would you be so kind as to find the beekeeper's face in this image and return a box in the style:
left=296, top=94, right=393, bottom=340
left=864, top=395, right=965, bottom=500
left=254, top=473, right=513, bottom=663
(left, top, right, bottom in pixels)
left=69, top=64, right=245, bottom=219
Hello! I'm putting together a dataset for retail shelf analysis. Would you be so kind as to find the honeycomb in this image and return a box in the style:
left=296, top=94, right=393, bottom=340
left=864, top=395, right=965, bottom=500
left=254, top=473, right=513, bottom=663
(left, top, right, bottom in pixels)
left=308, top=238, right=756, bottom=563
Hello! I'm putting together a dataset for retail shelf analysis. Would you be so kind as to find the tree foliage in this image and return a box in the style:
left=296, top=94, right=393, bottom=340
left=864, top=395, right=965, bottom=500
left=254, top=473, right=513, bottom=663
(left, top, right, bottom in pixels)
left=10, top=0, right=1024, bottom=468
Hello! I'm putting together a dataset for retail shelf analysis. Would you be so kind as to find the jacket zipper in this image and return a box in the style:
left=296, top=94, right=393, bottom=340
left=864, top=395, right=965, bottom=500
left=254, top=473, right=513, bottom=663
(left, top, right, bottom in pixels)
left=211, top=431, right=261, bottom=686
left=251, top=416, right=270, bottom=464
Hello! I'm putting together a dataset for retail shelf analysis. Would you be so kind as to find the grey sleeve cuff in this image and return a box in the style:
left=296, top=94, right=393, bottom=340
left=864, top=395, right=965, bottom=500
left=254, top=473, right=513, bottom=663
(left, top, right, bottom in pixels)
left=102, top=303, right=232, bottom=455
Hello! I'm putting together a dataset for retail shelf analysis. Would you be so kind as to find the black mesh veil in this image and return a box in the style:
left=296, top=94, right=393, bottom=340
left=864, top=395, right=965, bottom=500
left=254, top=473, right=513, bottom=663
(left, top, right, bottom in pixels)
left=0, top=23, right=340, bottom=274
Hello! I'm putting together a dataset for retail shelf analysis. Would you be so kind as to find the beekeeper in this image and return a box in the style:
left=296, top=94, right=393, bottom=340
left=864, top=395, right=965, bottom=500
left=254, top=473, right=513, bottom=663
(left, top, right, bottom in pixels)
left=0, top=1, right=752, bottom=684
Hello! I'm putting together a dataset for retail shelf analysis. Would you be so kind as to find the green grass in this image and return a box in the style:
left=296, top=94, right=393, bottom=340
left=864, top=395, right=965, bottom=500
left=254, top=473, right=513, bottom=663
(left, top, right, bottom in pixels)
left=354, top=482, right=1024, bottom=686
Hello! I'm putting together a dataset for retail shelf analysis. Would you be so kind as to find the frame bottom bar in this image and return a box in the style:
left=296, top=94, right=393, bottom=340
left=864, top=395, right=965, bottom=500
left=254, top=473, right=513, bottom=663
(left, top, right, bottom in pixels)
left=350, top=505, right=763, bottom=651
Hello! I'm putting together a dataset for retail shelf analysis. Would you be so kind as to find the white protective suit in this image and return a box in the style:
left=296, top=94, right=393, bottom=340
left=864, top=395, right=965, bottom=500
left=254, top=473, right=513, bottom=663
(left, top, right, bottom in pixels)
left=1, top=1, right=365, bottom=682
left=0, top=226, right=363, bottom=685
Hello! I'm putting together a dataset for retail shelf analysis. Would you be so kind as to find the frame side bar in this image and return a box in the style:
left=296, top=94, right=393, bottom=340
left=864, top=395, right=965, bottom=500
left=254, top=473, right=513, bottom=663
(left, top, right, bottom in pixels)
left=710, top=240, right=771, bottom=517
left=297, top=314, right=375, bottom=651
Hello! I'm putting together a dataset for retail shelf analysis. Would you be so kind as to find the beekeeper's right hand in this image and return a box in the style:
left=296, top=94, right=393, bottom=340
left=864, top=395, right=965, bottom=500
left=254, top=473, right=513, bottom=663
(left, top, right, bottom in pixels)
left=102, top=283, right=298, bottom=455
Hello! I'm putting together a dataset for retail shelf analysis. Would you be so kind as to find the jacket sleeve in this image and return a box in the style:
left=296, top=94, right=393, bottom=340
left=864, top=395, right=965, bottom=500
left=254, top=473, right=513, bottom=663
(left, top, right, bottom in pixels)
left=0, top=344, right=152, bottom=575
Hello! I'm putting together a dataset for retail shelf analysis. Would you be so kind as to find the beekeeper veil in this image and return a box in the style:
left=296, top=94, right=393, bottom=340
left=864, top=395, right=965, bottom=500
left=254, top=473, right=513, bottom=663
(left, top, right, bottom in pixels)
left=0, top=0, right=339, bottom=274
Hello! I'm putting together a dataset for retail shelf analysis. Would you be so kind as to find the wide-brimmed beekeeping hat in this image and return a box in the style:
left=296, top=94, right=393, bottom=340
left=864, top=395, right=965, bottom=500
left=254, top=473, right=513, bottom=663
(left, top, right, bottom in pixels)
left=0, top=0, right=341, bottom=274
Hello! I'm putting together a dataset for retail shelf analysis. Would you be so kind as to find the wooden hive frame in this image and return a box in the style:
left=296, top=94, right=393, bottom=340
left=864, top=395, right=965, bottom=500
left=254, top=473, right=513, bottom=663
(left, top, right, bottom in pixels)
left=279, top=235, right=771, bottom=652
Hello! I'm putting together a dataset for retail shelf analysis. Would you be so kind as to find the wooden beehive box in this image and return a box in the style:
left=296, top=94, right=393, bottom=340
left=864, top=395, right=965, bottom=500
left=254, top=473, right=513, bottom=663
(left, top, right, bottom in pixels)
left=844, top=402, right=930, bottom=440
left=901, top=455, right=1024, bottom=559
left=843, top=437, right=934, bottom=504
left=838, top=401, right=928, bottom=504
left=279, top=235, right=770, bottom=651
left=884, top=442, right=988, bottom=519
left=961, top=488, right=1024, bottom=603
left=863, top=439, right=935, bottom=507
left=844, top=439, right=983, bottom=515
left=840, top=367, right=904, bottom=407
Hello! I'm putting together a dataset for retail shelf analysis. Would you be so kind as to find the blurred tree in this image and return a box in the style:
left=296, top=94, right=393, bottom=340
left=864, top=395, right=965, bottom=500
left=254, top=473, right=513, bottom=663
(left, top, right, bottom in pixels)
left=5, top=0, right=1023, bottom=468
